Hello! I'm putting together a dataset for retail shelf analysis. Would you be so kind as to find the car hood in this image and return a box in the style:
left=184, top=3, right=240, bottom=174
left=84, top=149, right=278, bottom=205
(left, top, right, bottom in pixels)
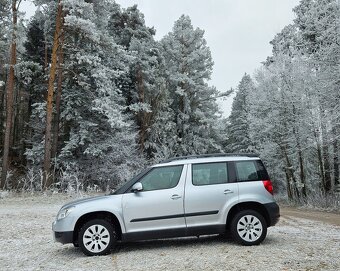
left=61, top=195, right=110, bottom=210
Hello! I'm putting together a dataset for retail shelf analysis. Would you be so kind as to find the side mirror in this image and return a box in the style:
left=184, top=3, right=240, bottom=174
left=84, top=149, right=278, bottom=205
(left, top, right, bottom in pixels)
left=131, top=182, right=143, bottom=193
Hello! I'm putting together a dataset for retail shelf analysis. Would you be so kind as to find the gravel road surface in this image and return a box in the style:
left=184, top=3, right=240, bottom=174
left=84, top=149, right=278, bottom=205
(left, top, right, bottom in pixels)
left=0, top=194, right=339, bottom=271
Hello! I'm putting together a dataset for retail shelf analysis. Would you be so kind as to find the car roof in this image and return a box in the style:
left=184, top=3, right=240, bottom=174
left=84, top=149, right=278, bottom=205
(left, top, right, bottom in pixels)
left=153, top=154, right=260, bottom=167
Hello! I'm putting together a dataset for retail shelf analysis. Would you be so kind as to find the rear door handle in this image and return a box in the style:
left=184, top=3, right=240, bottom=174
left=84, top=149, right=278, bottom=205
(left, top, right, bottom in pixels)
left=171, top=194, right=182, bottom=200
left=224, top=189, right=234, bottom=194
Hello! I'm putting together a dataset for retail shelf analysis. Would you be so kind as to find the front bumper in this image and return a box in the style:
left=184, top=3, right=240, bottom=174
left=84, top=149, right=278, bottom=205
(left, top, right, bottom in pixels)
left=54, top=230, right=74, bottom=244
left=52, top=220, right=74, bottom=244
left=264, top=202, right=280, bottom=226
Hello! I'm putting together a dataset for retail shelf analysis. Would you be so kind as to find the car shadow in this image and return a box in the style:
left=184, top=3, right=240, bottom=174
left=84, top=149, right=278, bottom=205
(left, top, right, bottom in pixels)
left=114, top=234, right=235, bottom=253
left=55, top=234, right=278, bottom=257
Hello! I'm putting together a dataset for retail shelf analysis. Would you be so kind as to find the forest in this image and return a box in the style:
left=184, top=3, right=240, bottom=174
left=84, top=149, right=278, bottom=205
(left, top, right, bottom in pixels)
left=0, top=0, right=339, bottom=206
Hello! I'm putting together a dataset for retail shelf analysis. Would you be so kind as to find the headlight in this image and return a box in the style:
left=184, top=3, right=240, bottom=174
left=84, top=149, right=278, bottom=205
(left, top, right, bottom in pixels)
left=57, top=206, right=75, bottom=220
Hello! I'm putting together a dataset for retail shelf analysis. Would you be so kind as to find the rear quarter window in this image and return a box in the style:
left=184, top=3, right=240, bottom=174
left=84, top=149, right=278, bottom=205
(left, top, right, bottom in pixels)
left=235, top=160, right=268, bottom=182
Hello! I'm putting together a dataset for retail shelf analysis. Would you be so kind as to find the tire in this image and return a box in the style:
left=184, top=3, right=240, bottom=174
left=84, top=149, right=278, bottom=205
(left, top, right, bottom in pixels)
left=230, top=210, right=267, bottom=246
left=78, top=219, right=116, bottom=256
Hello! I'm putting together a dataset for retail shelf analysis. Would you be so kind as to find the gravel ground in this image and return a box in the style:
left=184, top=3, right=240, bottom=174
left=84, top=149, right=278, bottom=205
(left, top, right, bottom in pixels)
left=0, top=194, right=339, bottom=271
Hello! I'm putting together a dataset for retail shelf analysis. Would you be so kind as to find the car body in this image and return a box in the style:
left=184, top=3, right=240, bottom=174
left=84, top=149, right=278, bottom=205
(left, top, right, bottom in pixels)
left=52, top=153, right=280, bottom=256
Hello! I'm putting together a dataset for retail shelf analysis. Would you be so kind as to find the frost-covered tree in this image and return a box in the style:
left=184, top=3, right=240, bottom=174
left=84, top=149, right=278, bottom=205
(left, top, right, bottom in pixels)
left=0, top=0, right=11, bottom=151
left=107, top=5, right=175, bottom=159
left=293, top=0, right=340, bottom=191
left=226, top=74, right=255, bottom=153
left=24, top=12, right=46, bottom=67
left=108, top=5, right=159, bottom=155
left=248, top=54, right=314, bottom=199
left=161, top=15, right=222, bottom=156
left=0, top=0, right=11, bottom=68
left=25, top=0, right=142, bottom=189
left=1, top=0, right=27, bottom=188
left=238, top=0, right=340, bottom=201
left=58, top=0, right=141, bottom=187
left=129, top=38, right=173, bottom=157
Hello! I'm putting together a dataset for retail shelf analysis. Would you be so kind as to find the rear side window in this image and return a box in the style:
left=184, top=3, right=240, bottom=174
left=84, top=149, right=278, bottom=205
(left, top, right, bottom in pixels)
left=235, top=160, right=269, bottom=182
left=192, top=163, right=228, bottom=185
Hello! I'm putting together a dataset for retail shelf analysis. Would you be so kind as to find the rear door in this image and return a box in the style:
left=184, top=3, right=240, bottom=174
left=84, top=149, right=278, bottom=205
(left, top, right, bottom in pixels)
left=184, top=162, right=239, bottom=229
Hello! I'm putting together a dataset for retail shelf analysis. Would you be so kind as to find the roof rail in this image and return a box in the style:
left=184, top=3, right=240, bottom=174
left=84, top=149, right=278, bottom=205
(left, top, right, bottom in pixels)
left=161, top=153, right=259, bottom=163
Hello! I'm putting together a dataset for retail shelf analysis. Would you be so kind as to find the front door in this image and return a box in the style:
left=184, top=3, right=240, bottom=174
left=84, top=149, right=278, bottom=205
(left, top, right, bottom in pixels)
left=122, top=164, right=187, bottom=235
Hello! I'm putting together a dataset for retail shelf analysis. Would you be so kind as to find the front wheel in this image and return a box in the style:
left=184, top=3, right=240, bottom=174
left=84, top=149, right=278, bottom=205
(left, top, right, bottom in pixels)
left=78, top=219, right=116, bottom=256
left=230, top=210, right=267, bottom=246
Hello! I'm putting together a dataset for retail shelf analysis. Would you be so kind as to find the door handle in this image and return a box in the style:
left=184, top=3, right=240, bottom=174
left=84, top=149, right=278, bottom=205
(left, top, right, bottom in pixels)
left=224, top=189, right=234, bottom=194
left=171, top=194, right=182, bottom=200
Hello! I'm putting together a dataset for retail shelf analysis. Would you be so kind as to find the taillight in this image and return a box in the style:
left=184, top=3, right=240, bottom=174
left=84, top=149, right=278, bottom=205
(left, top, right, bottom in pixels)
left=262, top=180, right=273, bottom=195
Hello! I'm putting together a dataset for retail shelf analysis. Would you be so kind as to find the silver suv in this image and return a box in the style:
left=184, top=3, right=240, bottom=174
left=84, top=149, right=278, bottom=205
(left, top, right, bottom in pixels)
left=52, top=154, right=280, bottom=256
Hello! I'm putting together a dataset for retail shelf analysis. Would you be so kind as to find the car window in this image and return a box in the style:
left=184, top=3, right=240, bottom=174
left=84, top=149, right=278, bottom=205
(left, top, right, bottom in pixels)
left=192, top=163, right=228, bottom=186
left=235, top=161, right=259, bottom=181
left=139, top=165, right=183, bottom=192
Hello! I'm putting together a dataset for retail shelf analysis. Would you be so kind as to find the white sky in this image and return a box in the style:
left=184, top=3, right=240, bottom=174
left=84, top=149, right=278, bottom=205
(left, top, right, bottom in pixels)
left=20, top=0, right=299, bottom=116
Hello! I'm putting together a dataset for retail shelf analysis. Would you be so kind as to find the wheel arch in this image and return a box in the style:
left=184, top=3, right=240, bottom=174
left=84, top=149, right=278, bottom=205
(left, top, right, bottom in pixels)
left=226, top=201, right=270, bottom=228
left=73, top=211, right=123, bottom=244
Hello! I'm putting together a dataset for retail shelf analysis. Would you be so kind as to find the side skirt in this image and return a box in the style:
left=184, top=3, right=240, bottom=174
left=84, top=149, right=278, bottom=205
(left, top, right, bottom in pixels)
left=121, top=225, right=226, bottom=242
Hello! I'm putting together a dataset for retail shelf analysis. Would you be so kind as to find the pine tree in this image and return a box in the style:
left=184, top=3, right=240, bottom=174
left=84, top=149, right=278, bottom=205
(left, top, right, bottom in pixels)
left=107, top=4, right=170, bottom=158
left=42, top=0, right=64, bottom=189
left=161, top=15, right=222, bottom=156
left=1, top=0, right=20, bottom=188
left=22, top=0, right=143, bottom=189
left=57, top=0, right=140, bottom=187
left=0, top=0, right=11, bottom=154
left=226, top=74, right=254, bottom=153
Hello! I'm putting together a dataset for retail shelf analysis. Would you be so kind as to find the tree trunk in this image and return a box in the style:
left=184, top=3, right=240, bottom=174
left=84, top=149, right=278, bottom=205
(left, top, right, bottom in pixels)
left=0, top=60, right=5, bottom=148
left=313, top=128, right=326, bottom=191
left=43, top=0, right=64, bottom=189
left=136, top=65, right=146, bottom=152
left=1, top=0, right=17, bottom=188
left=291, top=104, right=307, bottom=197
left=333, top=126, right=339, bottom=186
left=0, top=86, right=3, bottom=148
left=279, top=143, right=299, bottom=200
left=293, top=128, right=307, bottom=197
left=322, top=143, right=332, bottom=192
left=297, top=147, right=306, bottom=197
left=320, top=108, right=332, bottom=192
left=51, top=15, right=64, bottom=161
left=284, top=168, right=293, bottom=200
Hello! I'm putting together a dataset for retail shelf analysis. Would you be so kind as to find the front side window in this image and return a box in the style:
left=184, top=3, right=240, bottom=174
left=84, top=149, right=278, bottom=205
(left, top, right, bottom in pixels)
left=139, top=165, right=183, bottom=192
left=192, top=163, right=228, bottom=186
left=235, top=161, right=259, bottom=181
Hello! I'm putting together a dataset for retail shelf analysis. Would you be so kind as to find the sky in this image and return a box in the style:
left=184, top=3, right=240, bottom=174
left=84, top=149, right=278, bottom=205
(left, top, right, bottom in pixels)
left=20, top=0, right=300, bottom=116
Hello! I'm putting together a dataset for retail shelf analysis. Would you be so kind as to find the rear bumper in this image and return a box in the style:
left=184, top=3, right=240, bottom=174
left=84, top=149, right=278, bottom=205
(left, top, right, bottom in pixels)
left=264, top=202, right=280, bottom=226
left=53, top=231, right=73, bottom=244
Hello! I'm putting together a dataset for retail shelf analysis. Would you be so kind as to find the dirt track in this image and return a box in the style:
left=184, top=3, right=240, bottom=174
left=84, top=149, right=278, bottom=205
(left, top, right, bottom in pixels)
left=281, top=207, right=340, bottom=226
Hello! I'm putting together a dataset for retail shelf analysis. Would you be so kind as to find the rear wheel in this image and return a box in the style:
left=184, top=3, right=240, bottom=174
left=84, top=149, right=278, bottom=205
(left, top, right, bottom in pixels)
left=230, top=210, right=267, bottom=246
left=78, top=219, right=116, bottom=256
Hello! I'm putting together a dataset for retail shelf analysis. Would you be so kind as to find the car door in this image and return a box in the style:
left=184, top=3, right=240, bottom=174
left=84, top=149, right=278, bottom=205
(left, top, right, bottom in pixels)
left=184, top=162, right=239, bottom=229
left=122, top=164, right=187, bottom=235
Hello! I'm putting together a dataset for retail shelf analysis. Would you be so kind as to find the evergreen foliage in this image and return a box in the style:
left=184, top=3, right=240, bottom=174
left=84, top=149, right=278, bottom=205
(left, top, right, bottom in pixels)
left=161, top=15, right=222, bottom=156
left=0, top=0, right=338, bottom=202
left=1, top=1, right=222, bottom=190
left=226, top=74, right=254, bottom=153
left=228, top=0, right=340, bottom=199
